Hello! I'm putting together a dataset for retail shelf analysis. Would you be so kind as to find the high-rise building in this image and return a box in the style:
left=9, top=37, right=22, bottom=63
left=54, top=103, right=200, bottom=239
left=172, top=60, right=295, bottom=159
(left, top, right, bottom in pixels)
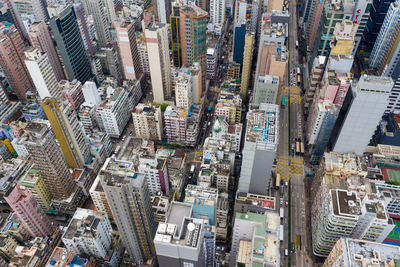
left=138, top=153, right=170, bottom=196
left=175, top=73, right=193, bottom=111
left=184, top=185, right=218, bottom=225
left=238, top=104, right=279, bottom=195
left=230, top=211, right=280, bottom=266
left=96, top=87, right=134, bottom=138
left=114, top=18, right=143, bottom=81
left=21, top=122, right=76, bottom=200
left=132, top=103, right=163, bottom=141
left=0, top=23, right=34, bottom=101
left=59, top=79, right=85, bottom=111
left=50, top=6, right=92, bottom=84
left=206, top=41, right=218, bottom=80
left=331, top=75, right=392, bottom=155
left=253, top=75, right=279, bottom=104
left=359, top=0, right=396, bottom=52
left=233, top=20, right=246, bottom=65
left=19, top=167, right=52, bottom=212
left=82, top=0, right=111, bottom=48
left=156, top=0, right=171, bottom=24
left=215, top=89, right=242, bottom=125
left=154, top=201, right=208, bottom=266
left=164, top=106, right=187, bottom=144
left=323, top=238, right=400, bottom=266
left=62, top=208, right=114, bottom=259
left=97, top=42, right=123, bottom=83
left=42, top=98, right=90, bottom=169
left=179, top=5, right=208, bottom=92
left=305, top=56, right=326, bottom=107
left=311, top=152, right=395, bottom=257
left=24, top=48, right=60, bottom=100
left=73, top=3, right=96, bottom=56
left=370, top=0, right=400, bottom=69
left=82, top=81, right=101, bottom=106
left=170, top=2, right=182, bottom=68
left=4, top=183, right=53, bottom=237
left=100, top=157, right=156, bottom=265
left=28, top=21, right=65, bottom=82
left=210, top=0, right=225, bottom=25
left=145, top=24, right=172, bottom=103
left=304, top=0, right=326, bottom=51
left=12, top=0, right=49, bottom=22
left=315, top=0, right=355, bottom=56
left=240, top=30, right=255, bottom=99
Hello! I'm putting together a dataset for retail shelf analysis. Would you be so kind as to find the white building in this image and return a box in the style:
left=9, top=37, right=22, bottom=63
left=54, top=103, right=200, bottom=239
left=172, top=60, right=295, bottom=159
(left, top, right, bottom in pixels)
left=138, top=155, right=169, bottom=196
left=332, top=75, right=393, bottom=155
left=96, top=87, right=134, bottom=137
left=62, top=208, right=113, bottom=259
left=238, top=104, right=279, bottom=195
left=175, top=73, right=193, bottom=112
left=154, top=202, right=207, bottom=266
left=145, top=24, right=172, bottom=103
left=82, top=81, right=101, bottom=106
left=210, top=0, right=226, bottom=25
left=24, top=48, right=60, bottom=100
left=212, top=117, right=242, bottom=152
left=253, top=75, right=279, bottom=105
left=370, top=0, right=400, bottom=68
left=132, top=103, right=163, bottom=141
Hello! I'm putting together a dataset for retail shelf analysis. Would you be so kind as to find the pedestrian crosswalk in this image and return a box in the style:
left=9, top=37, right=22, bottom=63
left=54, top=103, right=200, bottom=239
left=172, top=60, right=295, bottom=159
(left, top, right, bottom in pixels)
left=276, top=156, right=305, bottom=181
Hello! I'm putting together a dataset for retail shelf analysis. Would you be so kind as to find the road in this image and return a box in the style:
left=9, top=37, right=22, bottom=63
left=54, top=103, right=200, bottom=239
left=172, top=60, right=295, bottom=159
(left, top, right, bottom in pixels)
left=273, top=0, right=313, bottom=266
left=287, top=0, right=312, bottom=266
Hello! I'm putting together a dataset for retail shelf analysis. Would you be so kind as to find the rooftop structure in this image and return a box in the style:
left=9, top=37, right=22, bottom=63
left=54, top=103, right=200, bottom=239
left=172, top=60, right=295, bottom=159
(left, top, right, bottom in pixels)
left=184, top=185, right=218, bottom=225
left=230, top=211, right=280, bottom=266
left=238, top=104, right=280, bottom=195
left=323, top=238, right=400, bottom=266
left=154, top=201, right=207, bottom=266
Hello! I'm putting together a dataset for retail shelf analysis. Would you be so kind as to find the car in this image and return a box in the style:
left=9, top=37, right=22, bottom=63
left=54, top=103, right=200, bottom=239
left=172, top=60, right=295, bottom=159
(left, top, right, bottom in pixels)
left=280, top=198, right=283, bottom=205
left=2, top=209, right=11, bottom=213
left=0, top=200, right=6, bottom=204
left=285, top=181, right=289, bottom=187
left=285, top=200, right=288, bottom=207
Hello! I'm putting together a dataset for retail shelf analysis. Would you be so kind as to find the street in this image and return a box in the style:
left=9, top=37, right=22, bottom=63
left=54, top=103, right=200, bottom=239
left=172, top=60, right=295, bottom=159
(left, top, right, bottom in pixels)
left=274, top=0, right=313, bottom=265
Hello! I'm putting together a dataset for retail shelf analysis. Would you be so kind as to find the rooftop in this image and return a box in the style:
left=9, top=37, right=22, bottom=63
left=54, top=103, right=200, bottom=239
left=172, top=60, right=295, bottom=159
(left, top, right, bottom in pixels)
left=331, top=189, right=362, bottom=217
left=343, top=238, right=400, bottom=266
left=63, top=208, right=107, bottom=240
left=246, top=104, right=279, bottom=149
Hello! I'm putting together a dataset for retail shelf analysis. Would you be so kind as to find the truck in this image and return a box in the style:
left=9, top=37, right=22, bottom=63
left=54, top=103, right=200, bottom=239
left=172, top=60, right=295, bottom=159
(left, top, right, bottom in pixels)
left=190, top=165, right=195, bottom=174
left=280, top=225, right=284, bottom=241
left=280, top=207, right=284, bottom=218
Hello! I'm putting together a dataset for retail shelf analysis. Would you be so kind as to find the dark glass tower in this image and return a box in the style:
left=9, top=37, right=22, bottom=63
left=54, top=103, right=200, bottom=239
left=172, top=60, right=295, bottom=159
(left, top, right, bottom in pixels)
left=50, top=6, right=92, bottom=84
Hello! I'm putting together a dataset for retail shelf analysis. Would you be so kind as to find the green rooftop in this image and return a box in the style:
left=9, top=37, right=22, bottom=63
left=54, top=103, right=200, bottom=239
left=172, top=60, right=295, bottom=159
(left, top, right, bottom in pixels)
left=236, top=212, right=268, bottom=237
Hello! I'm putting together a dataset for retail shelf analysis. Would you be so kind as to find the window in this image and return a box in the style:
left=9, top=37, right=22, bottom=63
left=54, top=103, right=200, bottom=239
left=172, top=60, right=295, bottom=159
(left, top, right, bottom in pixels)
left=184, top=262, right=194, bottom=267
left=334, top=14, right=343, bottom=19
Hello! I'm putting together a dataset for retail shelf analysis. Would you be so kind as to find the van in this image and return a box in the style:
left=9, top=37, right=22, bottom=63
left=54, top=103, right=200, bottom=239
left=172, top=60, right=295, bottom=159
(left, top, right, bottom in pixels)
left=285, top=249, right=288, bottom=256
left=280, top=198, right=283, bottom=205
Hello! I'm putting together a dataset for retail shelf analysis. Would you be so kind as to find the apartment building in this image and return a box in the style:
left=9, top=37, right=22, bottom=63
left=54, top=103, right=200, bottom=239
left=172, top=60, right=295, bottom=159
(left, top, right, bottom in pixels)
left=132, top=103, right=163, bottom=141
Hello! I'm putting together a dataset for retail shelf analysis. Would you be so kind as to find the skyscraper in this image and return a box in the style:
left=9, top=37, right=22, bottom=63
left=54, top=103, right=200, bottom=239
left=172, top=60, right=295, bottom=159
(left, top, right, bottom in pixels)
left=50, top=6, right=92, bottom=84
left=28, top=21, right=66, bottom=82
left=22, top=122, right=76, bottom=199
left=145, top=24, right=172, bottom=103
left=5, top=183, right=53, bottom=237
left=12, top=0, right=49, bottom=22
left=24, top=48, right=60, bottom=100
left=175, top=73, right=193, bottom=111
left=331, top=75, right=393, bottom=155
left=114, top=18, right=143, bottom=81
left=179, top=5, right=208, bottom=91
left=41, top=98, right=90, bottom=169
left=156, top=0, right=171, bottom=24
left=240, top=30, right=255, bottom=99
left=82, top=0, right=111, bottom=47
left=170, top=2, right=181, bottom=67
left=0, top=22, right=34, bottom=101
left=210, top=0, right=226, bottom=25
left=370, top=0, right=400, bottom=68
left=100, top=157, right=156, bottom=265
left=73, top=3, right=96, bottom=56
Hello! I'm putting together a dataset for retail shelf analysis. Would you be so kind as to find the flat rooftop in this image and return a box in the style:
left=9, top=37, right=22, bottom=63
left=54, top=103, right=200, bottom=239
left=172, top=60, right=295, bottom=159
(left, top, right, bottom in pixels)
left=331, top=189, right=362, bottom=217
left=166, top=201, right=192, bottom=234
left=344, top=238, right=400, bottom=266
left=246, top=104, right=279, bottom=148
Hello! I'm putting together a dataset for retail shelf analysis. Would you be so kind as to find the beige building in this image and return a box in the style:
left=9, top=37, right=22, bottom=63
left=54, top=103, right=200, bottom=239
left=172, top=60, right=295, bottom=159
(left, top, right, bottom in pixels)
left=215, top=89, right=242, bottom=125
left=240, top=31, right=255, bottom=99
left=132, top=103, right=163, bottom=141
left=22, top=122, right=76, bottom=199
left=145, top=24, right=172, bottom=103
left=174, top=73, right=193, bottom=111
